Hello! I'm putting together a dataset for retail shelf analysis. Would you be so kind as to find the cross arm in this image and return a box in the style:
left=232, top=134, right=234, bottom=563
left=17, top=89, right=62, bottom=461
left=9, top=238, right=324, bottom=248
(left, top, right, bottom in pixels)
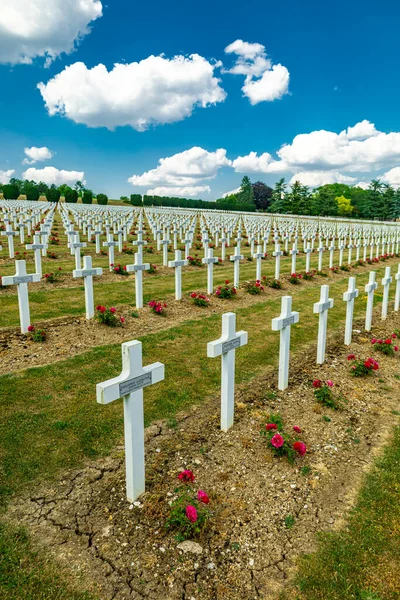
left=97, top=361, right=165, bottom=405
left=207, top=330, right=248, bottom=358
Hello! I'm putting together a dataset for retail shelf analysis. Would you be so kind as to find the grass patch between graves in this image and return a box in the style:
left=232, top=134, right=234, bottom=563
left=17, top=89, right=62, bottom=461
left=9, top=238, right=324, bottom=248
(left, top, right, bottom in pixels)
left=282, top=426, right=400, bottom=600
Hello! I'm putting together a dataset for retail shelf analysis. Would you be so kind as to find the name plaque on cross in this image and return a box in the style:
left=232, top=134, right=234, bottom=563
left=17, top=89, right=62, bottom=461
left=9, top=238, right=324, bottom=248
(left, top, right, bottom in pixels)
left=281, top=315, right=296, bottom=328
left=222, top=337, right=241, bottom=353
left=119, top=372, right=153, bottom=396
left=319, top=300, right=333, bottom=312
left=80, top=269, right=97, bottom=277
left=13, top=275, right=34, bottom=284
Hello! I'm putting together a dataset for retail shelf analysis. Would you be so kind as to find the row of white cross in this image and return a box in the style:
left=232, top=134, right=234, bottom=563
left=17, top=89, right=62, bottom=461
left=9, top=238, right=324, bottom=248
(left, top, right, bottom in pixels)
left=96, top=264, right=399, bottom=503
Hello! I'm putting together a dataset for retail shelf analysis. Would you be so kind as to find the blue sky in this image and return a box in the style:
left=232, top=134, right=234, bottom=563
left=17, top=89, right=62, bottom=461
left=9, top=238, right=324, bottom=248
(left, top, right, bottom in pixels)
left=1, top=0, right=400, bottom=198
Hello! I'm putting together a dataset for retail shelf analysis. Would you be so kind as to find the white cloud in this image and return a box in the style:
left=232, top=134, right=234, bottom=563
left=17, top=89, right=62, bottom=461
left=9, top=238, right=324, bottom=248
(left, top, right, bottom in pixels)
left=22, top=166, right=84, bottom=186
left=224, top=39, right=290, bottom=104
left=232, top=151, right=273, bottom=173
left=289, top=171, right=356, bottom=188
left=0, top=0, right=102, bottom=66
left=38, top=54, right=226, bottom=131
left=382, top=166, right=400, bottom=188
left=222, top=187, right=241, bottom=198
left=356, top=181, right=370, bottom=190
left=23, top=146, right=53, bottom=165
left=147, top=186, right=210, bottom=197
left=341, top=120, right=379, bottom=141
left=129, top=147, right=231, bottom=190
left=0, top=169, right=15, bottom=184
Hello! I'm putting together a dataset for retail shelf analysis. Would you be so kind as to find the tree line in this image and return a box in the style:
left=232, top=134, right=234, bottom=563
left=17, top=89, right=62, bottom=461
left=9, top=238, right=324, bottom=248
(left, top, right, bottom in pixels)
left=0, top=178, right=109, bottom=205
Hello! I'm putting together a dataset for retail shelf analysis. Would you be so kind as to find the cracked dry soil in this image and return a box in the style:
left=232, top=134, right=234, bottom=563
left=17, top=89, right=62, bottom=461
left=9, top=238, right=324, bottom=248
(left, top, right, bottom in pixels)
left=7, top=313, right=400, bottom=600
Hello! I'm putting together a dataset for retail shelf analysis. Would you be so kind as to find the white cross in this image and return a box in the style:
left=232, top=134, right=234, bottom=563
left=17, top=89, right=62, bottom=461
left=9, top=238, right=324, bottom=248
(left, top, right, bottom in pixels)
left=317, top=245, right=324, bottom=272
left=126, top=252, right=150, bottom=309
left=271, top=296, right=299, bottom=391
left=161, top=235, right=171, bottom=266
left=304, top=243, right=312, bottom=273
left=168, top=250, right=188, bottom=300
left=4, top=224, right=17, bottom=258
left=364, top=271, right=378, bottom=331
left=94, top=228, right=102, bottom=254
left=73, top=256, right=103, bottom=319
left=97, top=340, right=164, bottom=502
left=132, top=232, right=147, bottom=254
left=207, top=312, right=248, bottom=432
left=381, top=266, right=392, bottom=320
left=1, top=260, right=40, bottom=333
left=253, top=245, right=264, bottom=281
left=103, top=234, right=118, bottom=271
left=220, top=236, right=227, bottom=261
left=394, top=264, right=400, bottom=312
left=183, top=237, right=192, bottom=258
left=70, top=234, right=87, bottom=270
left=116, top=229, right=124, bottom=252
left=290, top=242, right=299, bottom=274
left=273, top=243, right=283, bottom=280
left=230, top=246, right=244, bottom=288
left=26, top=233, right=44, bottom=276
left=343, top=277, right=359, bottom=345
left=329, top=243, right=335, bottom=268
left=338, top=241, right=345, bottom=266
left=313, top=285, right=334, bottom=364
left=202, top=248, right=219, bottom=294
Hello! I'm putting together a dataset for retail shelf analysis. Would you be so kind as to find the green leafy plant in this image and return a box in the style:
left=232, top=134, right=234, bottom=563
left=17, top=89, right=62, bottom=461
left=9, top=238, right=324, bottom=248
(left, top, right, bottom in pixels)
left=190, top=292, right=210, bottom=306
left=347, top=354, right=379, bottom=377
left=95, top=305, right=124, bottom=327
left=260, top=413, right=306, bottom=463
left=187, top=254, right=203, bottom=267
left=264, top=276, right=282, bottom=289
left=312, top=379, right=345, bottom=410
left=289, top=273, right=302, bottom=284
left=371, top=335, right=398, bottom=357
left=111, top=264, right=129, bottom=276
left=27, top=325, right=46, bottom=342
left=44, top=268, right=63, bottom=283
left=215, top=280, right=237, bottom=299
left=166, top=471, right=211, bottom=540
left=303, top=270, right=316, bottom=281
left=243, top=280, right=265, bottom=294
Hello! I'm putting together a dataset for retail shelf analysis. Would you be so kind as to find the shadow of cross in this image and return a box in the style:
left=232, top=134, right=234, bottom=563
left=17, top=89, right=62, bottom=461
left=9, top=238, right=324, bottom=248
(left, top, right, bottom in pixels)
left=96, top=340, right=164, bottom=502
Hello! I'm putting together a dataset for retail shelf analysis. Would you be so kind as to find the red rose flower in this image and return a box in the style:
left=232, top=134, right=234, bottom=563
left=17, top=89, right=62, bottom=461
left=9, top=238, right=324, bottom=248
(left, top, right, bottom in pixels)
left=271, top=433, right=284, bottom=448
left=185, top=505, right=198, bottom=523
left=293, top=426, right=302, bottom=433
left=197, top=490, right=210, bottom=504
left=266, top=423, right=277, bottom=431
left=27, top=325, right=35, bottom=332
left=347, top=354, right=356, bottom=360
left=110, top=307, right=116, bottom=314
left=178, top=470, right=195, bottom=483
left=312, top=379, right=322, bottom=388
left=293, top=441, right=307, bottom=456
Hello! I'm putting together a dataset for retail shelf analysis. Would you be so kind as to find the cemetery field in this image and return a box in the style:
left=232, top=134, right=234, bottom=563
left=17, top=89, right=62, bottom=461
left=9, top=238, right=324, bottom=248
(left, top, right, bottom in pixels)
left=1, top=203, right=400, bottom=599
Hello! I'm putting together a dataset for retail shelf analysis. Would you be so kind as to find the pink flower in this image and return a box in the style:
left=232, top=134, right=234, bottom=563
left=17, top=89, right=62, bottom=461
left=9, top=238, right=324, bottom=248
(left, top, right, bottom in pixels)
left=178, top=470, right=195, bottom=483
left=266, top=423, right=277, bottom=431
left=185, top=505, right=198, bottom=523
left=371, top=338, right=377, bottom=344
left=293, top=441, right=307, bottom=456
left=293, top=426, right=302, bottom=433
left=197, top=490, right=210, bottom=504
left=120, top=317, right=125, bottom=323
left=110, top=307, right=116, bottom=313
left=326, top=380, right=334, bottom=388
left=392, top=333, right=397, bottom=339
left=395, top=346, right=399, bottom=351
left=271, top=433, right=284, bottom=448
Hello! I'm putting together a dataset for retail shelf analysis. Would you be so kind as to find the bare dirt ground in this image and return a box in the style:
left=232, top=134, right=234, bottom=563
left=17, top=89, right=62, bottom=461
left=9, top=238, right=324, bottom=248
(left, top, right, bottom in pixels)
left=7, top=311, right=400, bottom=600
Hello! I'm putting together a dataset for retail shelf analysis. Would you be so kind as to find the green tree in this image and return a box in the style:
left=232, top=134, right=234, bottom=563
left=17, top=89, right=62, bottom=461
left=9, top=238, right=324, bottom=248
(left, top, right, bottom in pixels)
left=237, top=176, right=255, bottom=205
left=64, top=187, right=78, bottom=203
left=82, top=190, right=93, bottom=204
left=268, top=178, right=289, bottom=213
left=46, top=185, right=61, bottom=203
left=74, top=180, right=86, bottom=196
left=97, top=193, right=108, bottom=205
left=335, top=195, right=353, bottom=216
left=24, top=181, right=40, bottom=201
left=2, top=184, right=19, bottom=199
left=130, top=194, right=142, bottom=206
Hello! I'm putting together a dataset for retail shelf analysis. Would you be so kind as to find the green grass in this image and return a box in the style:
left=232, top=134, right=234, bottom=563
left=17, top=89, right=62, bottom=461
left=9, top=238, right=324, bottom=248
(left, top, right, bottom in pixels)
left=283, top=427, right=400, bottom=600
left=0, top=521, right=95, bottom=600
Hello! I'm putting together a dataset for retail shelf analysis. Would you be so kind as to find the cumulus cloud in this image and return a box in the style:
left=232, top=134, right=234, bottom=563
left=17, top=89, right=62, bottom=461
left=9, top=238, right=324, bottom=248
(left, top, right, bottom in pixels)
left=233, top=121, right=400, bottom=179
left=23, top=146, right=53, bottom=165
left=382, top=166, right=400, bottom=188
left=147, top=186, right=211, bottom=197
left=289, top=171, right=357, bottom=188
left=128, top=147, right=231, bottom=193
left=22, top=166, right=84, bottom=186
left=0, top=0, right=102, bottom=66
left=0, top=169, right=15, bottom=184
left=222, top=187, right=241, bottom=198
left=224, top=39, right=290, bottom=104
left=38, top=55, right=226, bottom=131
